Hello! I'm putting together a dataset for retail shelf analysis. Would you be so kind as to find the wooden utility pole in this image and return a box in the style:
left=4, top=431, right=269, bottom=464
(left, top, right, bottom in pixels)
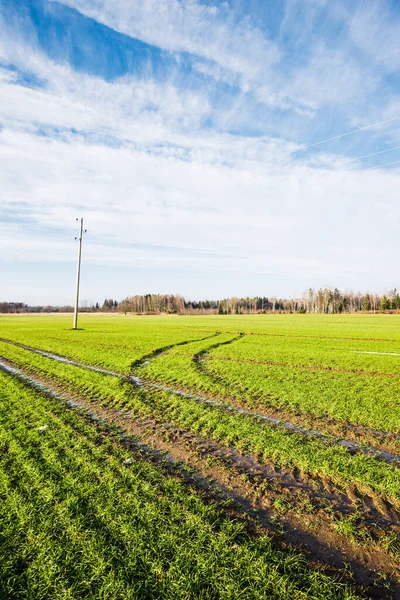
left=73, top=218, right=86, bottom=329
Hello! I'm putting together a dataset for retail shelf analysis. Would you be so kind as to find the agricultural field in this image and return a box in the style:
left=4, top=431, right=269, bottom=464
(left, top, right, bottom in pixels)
left=1, top=314, right=400, bottom=599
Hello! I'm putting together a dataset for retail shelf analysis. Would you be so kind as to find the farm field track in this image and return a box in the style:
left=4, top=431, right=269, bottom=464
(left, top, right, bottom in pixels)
left=1, top=315, right=400, bottom=598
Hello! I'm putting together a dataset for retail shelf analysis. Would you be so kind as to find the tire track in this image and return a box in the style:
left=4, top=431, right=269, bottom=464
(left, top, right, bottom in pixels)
left=189, top=344, right=400, bottom=447
left=131, top=331, right=221, bottom=370
left=125, top=334, right=400, bottom=450
left=192, top=332, right=245, bottom=381
left=1, top=357, right=399, bottom=597
left=1, top=336, right=400, bottom=466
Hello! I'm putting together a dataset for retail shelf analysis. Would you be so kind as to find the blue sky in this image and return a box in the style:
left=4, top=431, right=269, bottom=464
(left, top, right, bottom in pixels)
left=1, top=0, right=399, bottom=304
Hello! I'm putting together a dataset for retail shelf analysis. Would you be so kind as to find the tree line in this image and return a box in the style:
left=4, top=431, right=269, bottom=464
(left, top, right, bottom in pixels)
left=0, top=299, right=119, bottom=314
left=2, top=289, right=400, bottom=315
left=119, top=288, right=400, bottom=315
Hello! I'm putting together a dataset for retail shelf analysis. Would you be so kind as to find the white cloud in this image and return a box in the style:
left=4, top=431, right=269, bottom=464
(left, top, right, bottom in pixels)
left=1, top=1, right=400, bottom=302
left=0, top=65, right=212, bottom=137
left=280, top=46, right=379, bottom=110
left=346, top=2, right=400, bottom=72
left=0, top=40, right=301, bottom=171
left=47, top=0, right=400, bottom=126
left=1, top=124, right=400, bottom=291
left=52, top=0, right=280, bottom=83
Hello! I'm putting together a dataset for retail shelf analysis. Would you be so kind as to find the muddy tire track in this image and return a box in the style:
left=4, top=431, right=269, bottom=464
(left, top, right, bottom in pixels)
left=4, top=334, right=399, bottom=452
left=1, top=357, right=399, bottom=597
left=2, top=352, right=398, bottom=521
left=131, top=331, right=221, bottom=370
left=1, top=336, right=400, bottom=467
left=152, top=352, right=400, bottom=451
left=188, top=340, right=400, bottom=456
left=192, top=332, right=245, bottom=382
left=126, top=325, right=400, bottom=454
left=139, top=375, right=400, bottom=464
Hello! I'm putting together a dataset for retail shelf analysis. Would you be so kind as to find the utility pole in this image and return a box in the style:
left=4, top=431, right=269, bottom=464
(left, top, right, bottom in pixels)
left=73, top=218, right=86, bottom=330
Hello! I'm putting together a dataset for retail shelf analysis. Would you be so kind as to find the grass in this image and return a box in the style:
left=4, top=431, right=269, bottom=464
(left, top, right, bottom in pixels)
left=2, top=340, right=400, bottom=504
left=2, top=314, right=400, bottom=432
left=2, top=313, right=400, bottom=596
left=138, top=331, right=400, bottom=433
left=0, top=371, right=360, bottom=599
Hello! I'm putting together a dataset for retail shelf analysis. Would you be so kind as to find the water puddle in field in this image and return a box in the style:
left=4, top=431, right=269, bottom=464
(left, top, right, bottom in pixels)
left=0, top=360, right=100, bottom=422
left=3, top=358, right=400, bottom=592
left=350, top=351, right=400, bottom=356
left=0, top=359, right=182, bottom=469
left=1, top=338, right=400, bottom=466
left=0, top=337, right=123, bottom=377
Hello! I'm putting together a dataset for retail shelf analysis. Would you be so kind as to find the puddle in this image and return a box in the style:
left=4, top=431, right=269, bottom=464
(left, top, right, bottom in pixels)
left=1, top=338, right=400, bottom=466
left=350, top=351, right=400, bottom=356
left=0, top=337, right=121, bottom=376
left=136, top=377, right=400, bottom=464
left=2, top=358, right=399, bottom=592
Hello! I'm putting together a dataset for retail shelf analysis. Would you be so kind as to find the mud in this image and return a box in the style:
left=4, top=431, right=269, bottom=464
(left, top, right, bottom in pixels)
left=1, top=335, right=400, bottom=465
left=131, top=331, right=221, bottom=369
left=1, top=357, right=400, bottom=598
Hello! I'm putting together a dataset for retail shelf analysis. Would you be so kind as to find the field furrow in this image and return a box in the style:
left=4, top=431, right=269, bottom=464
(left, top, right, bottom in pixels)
left=2, top=314, right=400, bottom=597
left=0, top=365, right=369, bottom=600
left=2, top=358, right=400, bottom=596
left=2, top=339, right=400, bottom=506
left=2, top=336, right=400, bottom=465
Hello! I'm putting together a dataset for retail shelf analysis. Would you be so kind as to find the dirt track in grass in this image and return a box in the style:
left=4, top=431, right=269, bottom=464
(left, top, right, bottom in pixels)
left=2, top=335, right=400, bottom=462
left=1, top=356, right=400, bottom=598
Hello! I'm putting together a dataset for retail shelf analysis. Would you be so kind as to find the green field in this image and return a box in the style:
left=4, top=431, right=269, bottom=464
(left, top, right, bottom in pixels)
left=1, top=314, right=400, bottom=598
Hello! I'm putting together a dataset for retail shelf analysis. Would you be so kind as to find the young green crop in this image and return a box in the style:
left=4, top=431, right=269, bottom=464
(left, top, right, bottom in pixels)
left=0, top=371, right=361, bottom=600
left=137, top=335, right=400, bottom=433
left=2, top=314, right=400, bottom=433
left=2, top=340, right=400, bottom=505
left=0, top=315, right=217, bottom=373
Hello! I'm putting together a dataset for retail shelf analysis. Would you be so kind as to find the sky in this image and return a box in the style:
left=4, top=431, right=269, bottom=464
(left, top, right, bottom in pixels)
left=1, top=0, right=400, bottom=305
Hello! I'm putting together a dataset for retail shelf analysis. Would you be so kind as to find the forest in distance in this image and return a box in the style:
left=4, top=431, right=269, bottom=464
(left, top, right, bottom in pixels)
left=2, top=287, right=400, bottom=315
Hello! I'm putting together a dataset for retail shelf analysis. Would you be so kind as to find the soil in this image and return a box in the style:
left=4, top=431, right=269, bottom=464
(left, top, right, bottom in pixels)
left=1, top=356, right=400, bottom=598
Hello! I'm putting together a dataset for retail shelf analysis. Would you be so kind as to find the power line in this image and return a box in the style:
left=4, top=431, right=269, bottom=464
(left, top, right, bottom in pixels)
left=293, top=115, right=400, bottom=154
left=365, top=158, right=400, bottom=171
left=269, top=115, right=400, bottom=170
left=340, top=145, right=400, bottom=164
